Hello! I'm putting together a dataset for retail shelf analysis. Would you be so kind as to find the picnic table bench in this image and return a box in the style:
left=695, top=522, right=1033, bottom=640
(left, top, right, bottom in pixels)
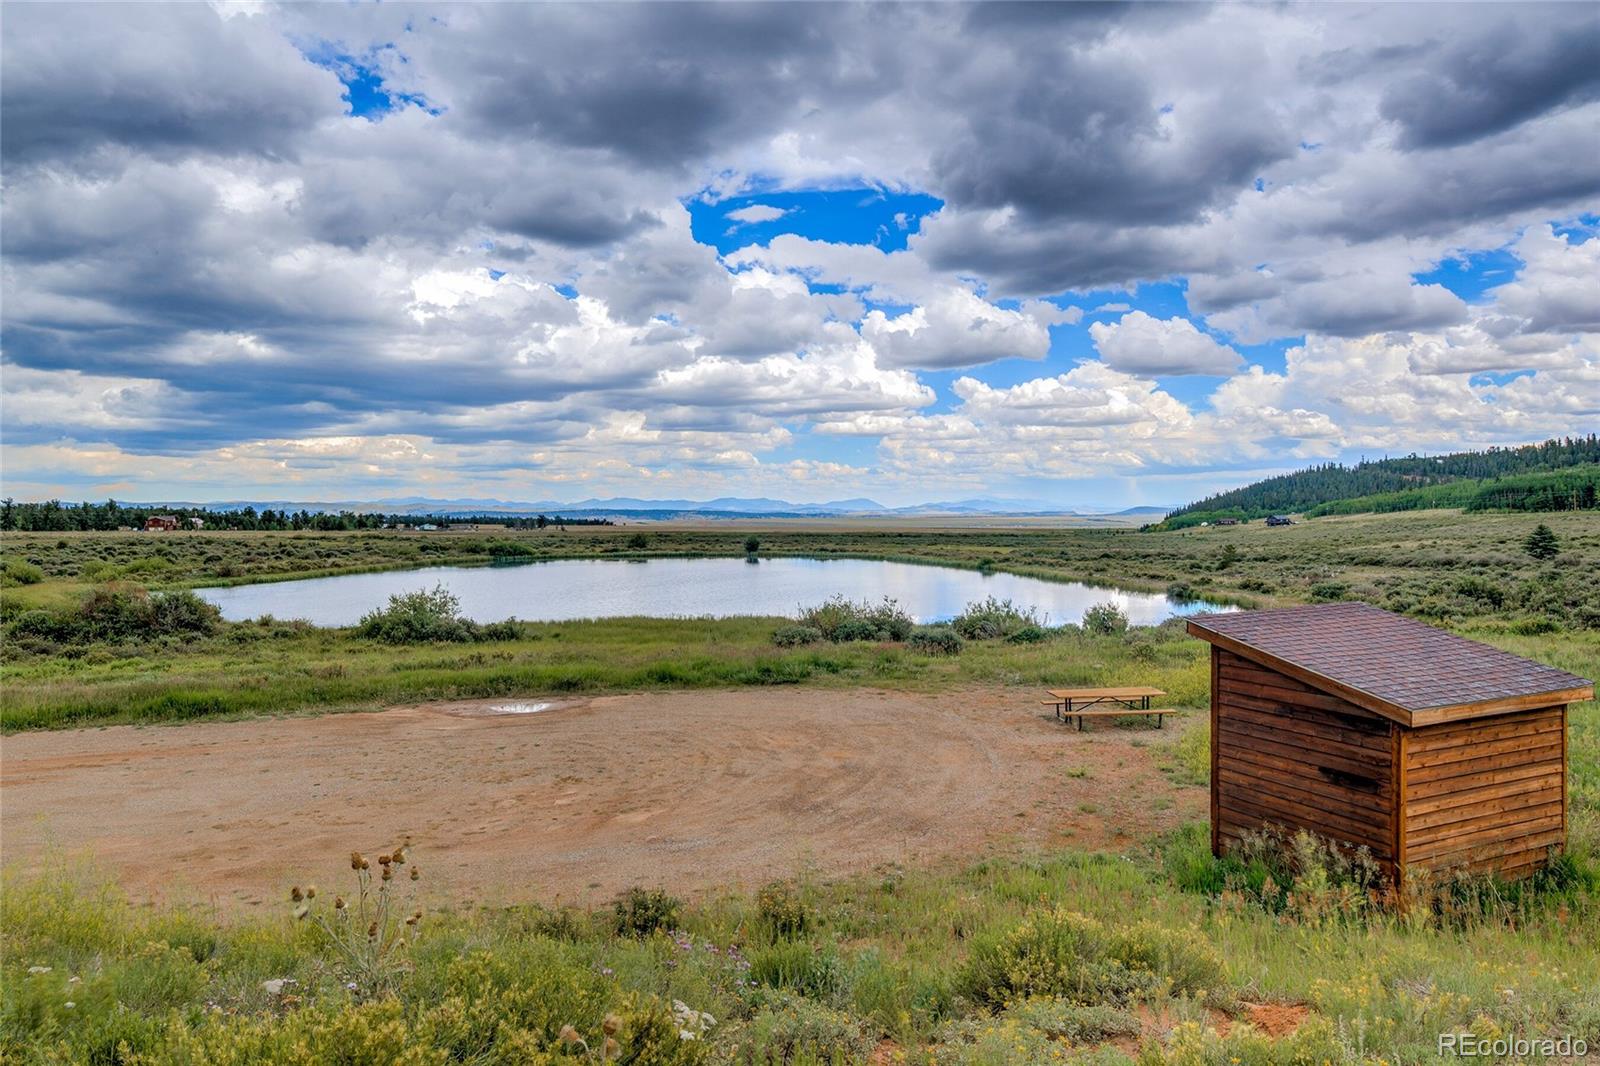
left=1040, top=686, right=1173, bottom=730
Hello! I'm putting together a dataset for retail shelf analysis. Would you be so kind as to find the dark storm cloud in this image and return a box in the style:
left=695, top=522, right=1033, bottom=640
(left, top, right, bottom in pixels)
left=4, top=0, right=1599, bottom=465
left=487, top=189, right=661, bottom=249
left=416, top=3, right=869, bottom=168
left=1379, top=16, right=1600, bottom=150
left=0, top=4, right=340, bottom=168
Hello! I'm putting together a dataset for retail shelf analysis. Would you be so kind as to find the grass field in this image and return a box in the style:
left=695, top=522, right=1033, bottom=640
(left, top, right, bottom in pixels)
left=3, top=509, right=1599, bottom=1063
left=4, top=509, right=1597, bottom=733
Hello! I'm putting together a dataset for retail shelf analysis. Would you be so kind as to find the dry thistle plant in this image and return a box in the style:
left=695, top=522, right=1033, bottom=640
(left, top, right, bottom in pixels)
left=289, top=836, right=423, bottom=999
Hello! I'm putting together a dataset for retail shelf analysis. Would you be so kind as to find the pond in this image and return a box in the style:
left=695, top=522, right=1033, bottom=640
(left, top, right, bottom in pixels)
left=195, top=556, right=1230, bottom=628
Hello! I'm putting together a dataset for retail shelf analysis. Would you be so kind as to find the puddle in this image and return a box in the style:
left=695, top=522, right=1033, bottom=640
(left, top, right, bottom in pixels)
left=489, top=702, right=556, bottom=715
left=432, top=698, right=586, bottom=718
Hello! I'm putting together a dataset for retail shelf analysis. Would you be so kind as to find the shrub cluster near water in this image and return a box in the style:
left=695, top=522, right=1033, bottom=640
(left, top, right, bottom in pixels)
left=776, top=594, right=1134, bottom=653
left=7, top=585, right=220, bottom=653
left=356, top=585, right=519, bottom=644
left=778, top=595, right=915, bottom=645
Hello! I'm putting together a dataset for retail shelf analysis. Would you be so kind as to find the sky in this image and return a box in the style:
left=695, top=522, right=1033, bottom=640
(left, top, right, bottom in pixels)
left=1, top=2, right=1597, bottom=509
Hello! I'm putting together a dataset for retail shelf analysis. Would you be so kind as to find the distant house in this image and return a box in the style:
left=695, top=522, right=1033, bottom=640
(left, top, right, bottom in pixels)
left=1215, top=518, right=1240, bottom=526
left=188, top=517, right=205, bottom=529
left=1265, top=515, right=1294, bottom=527
left=145, top=515, right=180, bottom=532
left=416, top=523, right=439, bottom=531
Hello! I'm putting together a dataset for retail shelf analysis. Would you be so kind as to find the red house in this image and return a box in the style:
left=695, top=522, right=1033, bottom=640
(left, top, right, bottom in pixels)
left=145, top=515, right=180, bottom=532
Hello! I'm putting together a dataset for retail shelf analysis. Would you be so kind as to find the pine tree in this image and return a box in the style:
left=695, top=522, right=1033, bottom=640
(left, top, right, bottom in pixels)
left=1523, top=523, right=1559, bottom=560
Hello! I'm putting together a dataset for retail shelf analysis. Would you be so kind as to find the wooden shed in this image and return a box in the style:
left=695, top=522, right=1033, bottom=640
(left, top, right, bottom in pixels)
left=1187, top=603, right=1593, bottom=881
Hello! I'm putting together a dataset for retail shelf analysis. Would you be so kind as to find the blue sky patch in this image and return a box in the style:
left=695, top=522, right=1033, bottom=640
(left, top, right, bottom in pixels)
left=1413, top=245, right=1521, bottom=303
left=302, top=43, right=435, bottom=120
left=688, top=187, right=944, bottom=255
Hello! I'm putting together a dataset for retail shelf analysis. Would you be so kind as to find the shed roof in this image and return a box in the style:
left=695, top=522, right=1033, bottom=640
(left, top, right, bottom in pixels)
left=1187, top=602, right=1593, bottom=727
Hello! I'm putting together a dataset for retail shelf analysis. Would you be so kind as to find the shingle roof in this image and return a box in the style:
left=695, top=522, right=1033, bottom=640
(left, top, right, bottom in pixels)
left=1187, top=602, right=1593, bottom=726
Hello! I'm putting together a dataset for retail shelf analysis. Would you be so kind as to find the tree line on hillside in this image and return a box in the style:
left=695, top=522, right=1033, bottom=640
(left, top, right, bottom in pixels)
left=0, top=499, right=614, bottom=532
left=1168, top=435, right=1600, bottom=521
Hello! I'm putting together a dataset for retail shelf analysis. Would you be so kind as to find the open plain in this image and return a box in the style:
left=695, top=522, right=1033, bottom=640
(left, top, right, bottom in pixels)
left=1, top=687, right=1200, bottom=909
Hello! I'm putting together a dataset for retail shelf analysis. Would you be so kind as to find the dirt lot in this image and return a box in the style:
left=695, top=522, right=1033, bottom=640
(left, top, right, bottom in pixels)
left=1, top=688, right=1203, bottom=910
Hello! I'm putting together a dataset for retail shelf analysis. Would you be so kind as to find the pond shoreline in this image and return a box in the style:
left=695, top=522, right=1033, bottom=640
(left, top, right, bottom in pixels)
left=193, top=554, right=1234, bottom=628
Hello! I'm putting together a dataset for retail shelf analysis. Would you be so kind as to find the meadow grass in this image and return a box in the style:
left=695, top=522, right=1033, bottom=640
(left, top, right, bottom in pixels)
left=0, top=617, right=1214, bottom=731
left=4, top=508, right=1597, bottom=732
left=4, top=830, right=1596, bottom=1065
left=4, top=511, right=1600, bottom=1062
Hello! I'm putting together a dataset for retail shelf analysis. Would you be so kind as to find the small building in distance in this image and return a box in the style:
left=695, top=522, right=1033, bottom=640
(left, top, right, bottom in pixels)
left=144, top=515, right=180, bottom=532
left=188, top=517, right=204, bottom=529
left=1264, top=515, right=1294, bottom=526
left=1188, top=603, right=1592, bottom=882
left=1214, top=518, right=1240, bottom=526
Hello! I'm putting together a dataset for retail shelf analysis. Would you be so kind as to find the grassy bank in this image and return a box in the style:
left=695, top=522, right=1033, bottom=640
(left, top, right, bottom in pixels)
left=5, top=509, right=1599, bottom=625
left=3, top=510, right=1597, bottom=731
left=0, top=617, right=1214, bottom=731
left=5, top=827, right=1597, bottom=1065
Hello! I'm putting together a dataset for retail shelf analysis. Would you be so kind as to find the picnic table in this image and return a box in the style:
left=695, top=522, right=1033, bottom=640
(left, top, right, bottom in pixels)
left=1041, top=686, right=1170, bottom=730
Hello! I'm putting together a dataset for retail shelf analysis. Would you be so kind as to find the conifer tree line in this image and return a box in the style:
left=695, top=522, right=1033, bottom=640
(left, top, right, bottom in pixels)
left=1169, top=435, right=1600, bottom=520
left=0, top=500, right=613, bottom=533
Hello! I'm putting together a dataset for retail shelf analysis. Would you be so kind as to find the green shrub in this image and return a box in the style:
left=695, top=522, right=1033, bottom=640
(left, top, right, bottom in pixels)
left=936, top=998, right=1141, bottom=1063
left=612, top=887, right=681, bottom=938
left=1004, top=624, right=1048, bottom=645
left=721, top=992, right=874, bottom=1064
left=832, top=618, right=884, bottom=642
left=772, top=625, right=824, bottom=648
left=796, top=596, right=913, bottom=642
left=744, top=536, right=761, bottom=554
left=748, top=939, right=843, bottom=999
left=1308, top=581, right=1350, bottom=602
left=354, top=585, right=513, bottom=644
left=486, top=540, right=536, bottom=558
left=756, top=881, right=809, bottom=939
left=2, top=559, right=45, bottom=585
left=952, top=596, right=1040, bottom=640
left=1081, top=602, right=1128, bottom=636
left=1453, top=575, right=1505, bottom=607
left=627, top=532, right=651, bottom=550
left=959, top=908, right=1221, bottom=1009
left=144, top=589, right=223, bottom=638
left=478, top=619, right=522, bottom=641
left=6, top=586, right=221, bottom=645
left=908, top=625, right=964, bottom=655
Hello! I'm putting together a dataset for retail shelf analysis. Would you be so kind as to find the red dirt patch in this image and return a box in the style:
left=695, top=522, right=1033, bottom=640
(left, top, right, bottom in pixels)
left=1240, top=1001, right=1311, bottom=1037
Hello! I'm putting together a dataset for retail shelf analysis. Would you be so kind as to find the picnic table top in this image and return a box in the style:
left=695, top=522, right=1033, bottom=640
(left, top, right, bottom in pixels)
left=1045, top=686, right=1167, bottom=700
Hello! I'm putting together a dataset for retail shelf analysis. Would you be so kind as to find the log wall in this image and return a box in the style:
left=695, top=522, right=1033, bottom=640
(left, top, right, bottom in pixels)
left=1400, top=706, right=1566, bottom=878
left=1211, top=647, right=1398, bottom=871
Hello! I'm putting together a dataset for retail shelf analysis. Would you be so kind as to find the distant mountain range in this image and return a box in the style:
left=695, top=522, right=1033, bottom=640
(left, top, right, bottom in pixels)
left=127, top=495, right=1174, bottom=520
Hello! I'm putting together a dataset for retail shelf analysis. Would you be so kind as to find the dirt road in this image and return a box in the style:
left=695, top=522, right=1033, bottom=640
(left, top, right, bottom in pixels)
left=1, top=688, right=1203, bottom=909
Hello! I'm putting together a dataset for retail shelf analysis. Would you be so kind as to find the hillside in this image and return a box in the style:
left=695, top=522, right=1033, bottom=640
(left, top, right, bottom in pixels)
left=1166, top=435, right=1600, bottom=526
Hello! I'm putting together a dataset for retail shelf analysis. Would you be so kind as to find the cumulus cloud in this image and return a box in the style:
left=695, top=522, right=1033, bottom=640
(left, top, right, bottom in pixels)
left=1089, top=311, right=1244, bottom=376
left=3, top=1, right=1597, bottom=503
left=862, top=291, right=1076, bottom=370
left=726, top=204, right=791, bottom=225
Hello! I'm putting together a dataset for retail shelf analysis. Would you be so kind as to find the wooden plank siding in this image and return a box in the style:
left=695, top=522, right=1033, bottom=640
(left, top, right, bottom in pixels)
left=1212, top=649, right=1399, bottom=873
left=1400, top=706, right=1567, bottom=878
